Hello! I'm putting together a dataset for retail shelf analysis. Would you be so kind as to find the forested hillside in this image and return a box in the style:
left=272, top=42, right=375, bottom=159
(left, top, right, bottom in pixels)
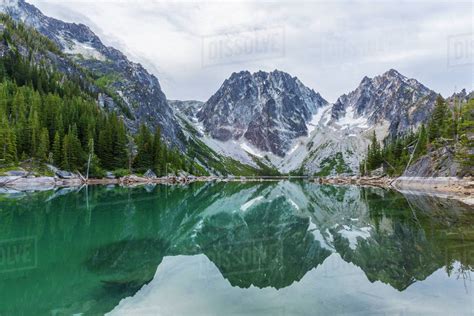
left=0, top=14, right=200, bottom=177
left=360, top=95, right=473, bottom=177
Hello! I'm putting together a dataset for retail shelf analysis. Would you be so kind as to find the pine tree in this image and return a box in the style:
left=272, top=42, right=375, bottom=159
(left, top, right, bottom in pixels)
left=414, top=124, right=428, bottom=157
left=52, top=131, right=62, bottom=167
left=457, top=99, right=474, bottom=171
left=86, top=138, right=103, bottom=177
left=0, top=111, right=17, bottom=163
left=359, top=161, right=365, bottom=176
left=29, top=109, right=41, bottom=156
left=111, top=116, right=128, bottom=169
left=428, top=95, right=448, bottom=142
left=97, top=127, right=114, bottom=170
left=367, top=131, right=382, bottom=170
left=152, top=126, right=163, bottom=174
left=134, top=124, right=154, bottom=171
left=61, top=133, right=70, bottom=170
left=69, top=124, right=84, bottom=170
left=62, top=125, right=84, bottom=171
left=36, top=127, right=49, bottom=161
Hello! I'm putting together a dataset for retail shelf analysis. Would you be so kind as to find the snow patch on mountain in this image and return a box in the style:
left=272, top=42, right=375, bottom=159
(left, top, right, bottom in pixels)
left=240, top=142, right=264, bottom=158
left=61, top=38, right=106, bottom=61
left=278, top=104, right=333, bottom=172
left=307, top=103, right=332, bottom=134
left=336, top=106, right=369, bottom=130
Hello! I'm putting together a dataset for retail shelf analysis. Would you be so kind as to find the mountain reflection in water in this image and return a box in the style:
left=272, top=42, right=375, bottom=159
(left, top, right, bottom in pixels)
left=0, top=181, right=472, bottom=315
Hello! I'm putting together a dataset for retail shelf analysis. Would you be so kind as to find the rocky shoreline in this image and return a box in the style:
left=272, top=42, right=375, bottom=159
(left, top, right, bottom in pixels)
left=1, top=175, right=473, bottom=206
left=318, top=176, right=474, bottom=205
left=0, top=174, right=203, bottom=192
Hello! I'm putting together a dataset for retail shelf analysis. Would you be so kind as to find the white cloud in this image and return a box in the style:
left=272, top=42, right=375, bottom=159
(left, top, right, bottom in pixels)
left=31, top=0, right=473, bottom=102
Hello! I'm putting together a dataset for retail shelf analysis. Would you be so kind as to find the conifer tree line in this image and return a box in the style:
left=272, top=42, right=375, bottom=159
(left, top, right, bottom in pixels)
left=132, top=124, right=197, bottom=175
left=0, top=15, right=200, bottom=177
left=360, top=95, right=473, bottom=176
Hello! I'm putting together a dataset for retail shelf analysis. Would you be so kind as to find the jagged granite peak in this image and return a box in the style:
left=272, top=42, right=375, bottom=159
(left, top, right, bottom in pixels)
left=281, top=69, right=443, bottom=176
left=197, top=69, right=328, bottom=157
left=0, top=0, right=183, bottom=147
left=331, top=69, right=438, bottom=136
left=447, top=88, right=474, bottom=105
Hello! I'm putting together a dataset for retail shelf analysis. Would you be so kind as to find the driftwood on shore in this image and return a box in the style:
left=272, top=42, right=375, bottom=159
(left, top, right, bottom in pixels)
left=317, top=176, right=394, bottom=188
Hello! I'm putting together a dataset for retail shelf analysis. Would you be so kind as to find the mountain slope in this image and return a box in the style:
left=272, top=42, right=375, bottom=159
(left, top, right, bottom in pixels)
left=172, top=69, right=439, bottom=175
left=280, top=69, right=439, bottom=175
left=0, top=14, right=198, bottom=176
left=0, top=0, right=183, bottom=147
left=197, top=70, right=328, bottom=157
left=170, top=100, right=280, bottom=176
left=331, top=69, right=437, bottom=137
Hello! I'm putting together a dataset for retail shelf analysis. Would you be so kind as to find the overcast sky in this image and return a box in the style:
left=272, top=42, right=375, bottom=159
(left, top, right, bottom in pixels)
left=31, top=0, right=473, bottom=102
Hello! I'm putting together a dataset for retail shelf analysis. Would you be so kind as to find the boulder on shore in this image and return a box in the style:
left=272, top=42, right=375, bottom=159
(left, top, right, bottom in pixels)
left=144, top=169, right=157, bottom=179
left=6, top=170, right=28, bottom=177
left=46, top=164, right=78, bottom=179
left=55, top=170, right=76, bottom=179
left=0, top=176, right=55, bottom=191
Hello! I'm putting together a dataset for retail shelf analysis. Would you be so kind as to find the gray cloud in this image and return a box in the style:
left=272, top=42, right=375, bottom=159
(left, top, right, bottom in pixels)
left=31, top=0, right=473, bottom=102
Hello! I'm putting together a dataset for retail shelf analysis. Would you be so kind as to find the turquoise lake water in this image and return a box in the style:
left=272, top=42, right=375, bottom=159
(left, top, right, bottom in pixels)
left=0, top=181, right=473, bottom=315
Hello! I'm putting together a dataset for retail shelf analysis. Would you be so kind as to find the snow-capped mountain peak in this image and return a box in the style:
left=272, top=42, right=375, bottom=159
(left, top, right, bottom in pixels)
left=330, top=69, right=437, bottom=136
left=197, top=69, right=328, bottom=157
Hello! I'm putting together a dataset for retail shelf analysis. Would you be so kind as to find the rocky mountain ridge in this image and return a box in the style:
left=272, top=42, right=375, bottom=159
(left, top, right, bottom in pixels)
left=176, top=69, right=445, bottom=175
left=196, top=70, right=328, bottom=157
left=285, top=69, right=441, bottom=175
left=0, top=0, right=183, bottom=147
left=3, top=0, right=470, bottom=176
left=330, top=69, right=438, bottom=137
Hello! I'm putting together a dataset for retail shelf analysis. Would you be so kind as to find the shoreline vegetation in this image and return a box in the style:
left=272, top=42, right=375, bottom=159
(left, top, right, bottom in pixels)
left=1, top=174, right=472, bottom=206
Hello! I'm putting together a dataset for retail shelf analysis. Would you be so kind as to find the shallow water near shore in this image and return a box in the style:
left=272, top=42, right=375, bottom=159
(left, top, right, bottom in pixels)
left=0, top=181, right=473, bottom=315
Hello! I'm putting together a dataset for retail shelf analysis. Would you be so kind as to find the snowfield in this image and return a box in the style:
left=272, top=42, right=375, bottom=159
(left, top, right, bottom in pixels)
left=335, top=106, right=369, bottom=130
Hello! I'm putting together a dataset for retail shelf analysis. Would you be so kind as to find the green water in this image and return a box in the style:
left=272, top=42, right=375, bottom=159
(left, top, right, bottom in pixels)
left=0, top=181, right=473, bottom=315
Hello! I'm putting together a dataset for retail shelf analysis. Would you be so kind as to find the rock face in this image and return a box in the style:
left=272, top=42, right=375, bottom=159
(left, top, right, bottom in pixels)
left=172, top=69, right=442, bottom=175
left=282, top=69, right=440, bottom=175
left=331, top=69, right=438, bottom=137
left=0, top=0, right=183, bottom=147
left=197, top=70, right=328, bottom=157
left=403, top=146, right=462, bottom=177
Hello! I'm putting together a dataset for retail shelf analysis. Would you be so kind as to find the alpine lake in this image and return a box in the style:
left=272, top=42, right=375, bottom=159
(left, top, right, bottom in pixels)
left=0, top=180, right=473, bottom=315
